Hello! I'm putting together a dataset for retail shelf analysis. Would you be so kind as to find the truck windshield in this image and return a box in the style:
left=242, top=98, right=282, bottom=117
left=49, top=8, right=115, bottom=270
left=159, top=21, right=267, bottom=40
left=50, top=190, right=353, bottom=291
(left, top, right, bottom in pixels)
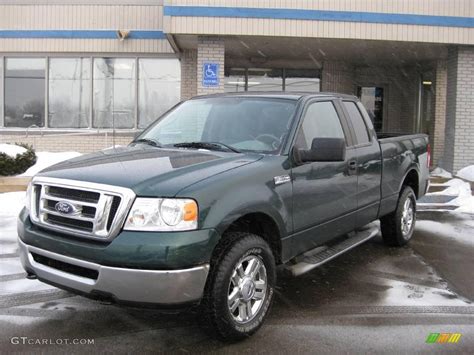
left=136, top=97, right=297, bottom=154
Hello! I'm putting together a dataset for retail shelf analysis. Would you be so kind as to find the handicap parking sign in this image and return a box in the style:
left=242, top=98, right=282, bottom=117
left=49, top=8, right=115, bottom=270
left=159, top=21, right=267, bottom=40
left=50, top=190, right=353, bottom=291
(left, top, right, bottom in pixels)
left=202, top=62, right=219, bottom=87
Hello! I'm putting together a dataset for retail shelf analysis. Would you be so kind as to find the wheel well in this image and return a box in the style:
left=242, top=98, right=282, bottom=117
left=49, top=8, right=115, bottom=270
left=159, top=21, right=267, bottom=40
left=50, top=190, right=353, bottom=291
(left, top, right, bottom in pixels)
left=221, top=213, right=282, bottom=264
left=402, top=170, right=419, bottom=198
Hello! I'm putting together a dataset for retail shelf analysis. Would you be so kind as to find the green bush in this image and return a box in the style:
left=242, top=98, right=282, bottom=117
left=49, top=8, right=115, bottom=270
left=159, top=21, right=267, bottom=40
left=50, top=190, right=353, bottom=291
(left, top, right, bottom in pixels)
left=0, top=143, right=37, bottom=176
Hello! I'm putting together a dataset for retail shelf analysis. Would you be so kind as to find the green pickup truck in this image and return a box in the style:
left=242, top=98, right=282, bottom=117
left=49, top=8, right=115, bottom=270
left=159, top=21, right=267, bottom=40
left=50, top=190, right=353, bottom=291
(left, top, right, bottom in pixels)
left=18, top=92, right=429, bottom=340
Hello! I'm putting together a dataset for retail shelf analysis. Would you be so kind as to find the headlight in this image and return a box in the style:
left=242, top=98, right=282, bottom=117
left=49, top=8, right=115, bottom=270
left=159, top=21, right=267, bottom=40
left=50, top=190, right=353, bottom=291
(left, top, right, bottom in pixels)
left=25, top=182, right=32, bottom=212
left=124, top=198, right=198, bottom=231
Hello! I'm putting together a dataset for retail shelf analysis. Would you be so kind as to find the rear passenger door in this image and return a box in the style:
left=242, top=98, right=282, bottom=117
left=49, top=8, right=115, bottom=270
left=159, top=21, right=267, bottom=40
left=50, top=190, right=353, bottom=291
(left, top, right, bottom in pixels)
left=342, top=100, right=382, bottom=227
left=290, top=100, right=358, bottom=256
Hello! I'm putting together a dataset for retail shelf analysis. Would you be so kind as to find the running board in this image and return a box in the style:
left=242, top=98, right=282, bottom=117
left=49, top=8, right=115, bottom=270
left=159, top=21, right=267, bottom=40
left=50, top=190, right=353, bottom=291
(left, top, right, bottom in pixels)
left=284, top=223, right=380, bottom=277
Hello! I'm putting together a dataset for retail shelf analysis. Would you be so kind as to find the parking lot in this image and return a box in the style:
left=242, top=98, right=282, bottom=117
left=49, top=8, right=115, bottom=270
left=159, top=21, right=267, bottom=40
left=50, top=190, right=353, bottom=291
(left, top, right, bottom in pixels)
left=1, top=209, right=473, bottom=353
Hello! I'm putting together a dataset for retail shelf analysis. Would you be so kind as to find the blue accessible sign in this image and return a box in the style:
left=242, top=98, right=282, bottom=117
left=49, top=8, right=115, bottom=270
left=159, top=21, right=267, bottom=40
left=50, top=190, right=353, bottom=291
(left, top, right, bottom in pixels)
left=202, top=62, right=219, bottom=87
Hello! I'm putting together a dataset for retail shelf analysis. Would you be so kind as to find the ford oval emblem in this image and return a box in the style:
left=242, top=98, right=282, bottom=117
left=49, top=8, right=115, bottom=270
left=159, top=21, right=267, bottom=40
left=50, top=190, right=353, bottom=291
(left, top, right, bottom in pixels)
left=54, top=201, right=80, bottom=215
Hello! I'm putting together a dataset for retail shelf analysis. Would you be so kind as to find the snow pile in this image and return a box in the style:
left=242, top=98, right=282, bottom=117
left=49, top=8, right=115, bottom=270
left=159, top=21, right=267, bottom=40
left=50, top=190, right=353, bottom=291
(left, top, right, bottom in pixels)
left=457, top=165, right=474, bottom=182
left=20, top=151, right=81, bottom=176
left=431, top=167, right=452, bottom=179
left=432, top=178, right=472, bottom=198
left=442, top=179, right=474, bottom=214
left=0, top=143, right=27, bottom=158
left=431, top=178, right=474, bottom=214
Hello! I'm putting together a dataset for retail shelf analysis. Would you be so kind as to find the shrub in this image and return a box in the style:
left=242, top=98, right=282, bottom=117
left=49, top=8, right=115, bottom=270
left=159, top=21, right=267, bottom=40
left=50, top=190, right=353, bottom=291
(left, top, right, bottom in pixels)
left=0, top=143, right=37, bottom=176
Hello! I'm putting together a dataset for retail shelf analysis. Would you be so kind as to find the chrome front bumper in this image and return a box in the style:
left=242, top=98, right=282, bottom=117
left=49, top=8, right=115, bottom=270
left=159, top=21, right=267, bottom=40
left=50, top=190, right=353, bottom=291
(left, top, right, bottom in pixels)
left=18, top=238, right=209, bottom=305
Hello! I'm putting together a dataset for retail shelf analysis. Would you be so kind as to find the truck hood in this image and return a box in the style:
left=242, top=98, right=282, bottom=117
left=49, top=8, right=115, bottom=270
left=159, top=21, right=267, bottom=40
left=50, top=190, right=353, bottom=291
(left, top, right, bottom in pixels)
left=37, top=146, right=262, bottom=197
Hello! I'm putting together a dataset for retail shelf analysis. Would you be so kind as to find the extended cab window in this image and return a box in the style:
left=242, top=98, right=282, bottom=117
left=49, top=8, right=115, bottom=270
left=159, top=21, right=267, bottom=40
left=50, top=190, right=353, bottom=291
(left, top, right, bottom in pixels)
left=295, top=101, right=345, bottom=150
left=343, top=101, right=371, bottom=145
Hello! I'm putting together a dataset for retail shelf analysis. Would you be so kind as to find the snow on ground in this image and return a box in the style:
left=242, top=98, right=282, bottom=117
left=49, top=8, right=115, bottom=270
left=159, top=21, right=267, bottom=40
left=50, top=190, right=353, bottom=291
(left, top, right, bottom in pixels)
left=457, top=165, right=474, bottom=182
left=0, top=191, right=26, bottom=254
left=430, top=167, right=452, bottom=179
left=0, top=143, right=27, bottom=158
left=0, top=190, right=56, bottom=294
left=416, top=216, right=474, bottom=246
left=20, top=151, right=82, bottom=176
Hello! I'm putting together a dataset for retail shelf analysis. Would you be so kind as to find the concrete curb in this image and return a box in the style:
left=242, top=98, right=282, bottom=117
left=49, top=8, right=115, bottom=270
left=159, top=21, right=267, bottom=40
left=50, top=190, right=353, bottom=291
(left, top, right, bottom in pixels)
left=0, top=176, right=31, bottom=193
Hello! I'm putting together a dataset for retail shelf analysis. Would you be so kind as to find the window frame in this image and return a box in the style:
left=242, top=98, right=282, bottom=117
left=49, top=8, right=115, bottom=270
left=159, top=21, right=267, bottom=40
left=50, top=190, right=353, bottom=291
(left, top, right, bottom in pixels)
left=0, top=53, right=179, bottom=132
left=288, top=98, right=354, bottom=154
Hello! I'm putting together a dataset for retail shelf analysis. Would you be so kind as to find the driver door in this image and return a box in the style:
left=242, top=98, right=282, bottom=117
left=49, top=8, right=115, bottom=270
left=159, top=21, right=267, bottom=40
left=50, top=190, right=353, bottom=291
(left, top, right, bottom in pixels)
left=290, top=100, right=358, bottom=257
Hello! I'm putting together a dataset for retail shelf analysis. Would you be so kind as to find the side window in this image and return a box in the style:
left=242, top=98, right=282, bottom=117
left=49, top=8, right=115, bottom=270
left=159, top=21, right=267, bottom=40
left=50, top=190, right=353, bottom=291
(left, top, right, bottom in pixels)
left=343, top=101, right=370, bottom=145
left=296, top=101, right=345, bottom=150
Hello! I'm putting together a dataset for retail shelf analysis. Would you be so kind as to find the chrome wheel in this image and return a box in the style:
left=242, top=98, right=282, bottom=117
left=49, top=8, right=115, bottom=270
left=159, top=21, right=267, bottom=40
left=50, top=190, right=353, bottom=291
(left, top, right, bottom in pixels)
left=401, top=197, right=414, bottom=237
left=228, top=255, right=267, bottom=324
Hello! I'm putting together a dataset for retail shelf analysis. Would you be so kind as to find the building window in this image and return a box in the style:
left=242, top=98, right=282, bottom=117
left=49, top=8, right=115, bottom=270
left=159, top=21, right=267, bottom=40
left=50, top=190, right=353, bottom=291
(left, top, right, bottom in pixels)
left=358, top=87, right=384, bottom=132
left=224, top=68, right=320, bottom=93
left=1, top=56, right=181, bottom=130
left=138, top=58, right=180, bottom=129
left=224, top=68, right=246, bottom=93
left=247, top=69, right=283, bottom=91
left=93, top=58, right=136, bottom=129
left=284, top=69, right=320, bottom=92
left=49, top=58, right=90, bottom=128
left=4, top=58, right=46, bottom=128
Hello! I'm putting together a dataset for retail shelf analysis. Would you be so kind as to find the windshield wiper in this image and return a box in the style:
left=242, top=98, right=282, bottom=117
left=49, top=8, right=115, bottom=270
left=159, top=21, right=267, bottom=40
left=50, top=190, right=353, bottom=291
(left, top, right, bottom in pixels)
left=132, top=138, right=163, bottom=148
left=173, top=141, right=241, bottom=153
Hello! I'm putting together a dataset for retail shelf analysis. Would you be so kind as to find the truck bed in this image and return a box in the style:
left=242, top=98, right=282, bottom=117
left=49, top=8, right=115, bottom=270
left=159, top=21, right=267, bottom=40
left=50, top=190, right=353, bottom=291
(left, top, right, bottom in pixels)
left=377, top=132, right=430, bottom=217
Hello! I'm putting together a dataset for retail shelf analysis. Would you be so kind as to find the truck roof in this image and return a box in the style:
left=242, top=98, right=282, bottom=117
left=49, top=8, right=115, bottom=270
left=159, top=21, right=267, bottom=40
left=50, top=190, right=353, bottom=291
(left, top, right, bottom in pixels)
left=192, top=91, right=358, bottom=101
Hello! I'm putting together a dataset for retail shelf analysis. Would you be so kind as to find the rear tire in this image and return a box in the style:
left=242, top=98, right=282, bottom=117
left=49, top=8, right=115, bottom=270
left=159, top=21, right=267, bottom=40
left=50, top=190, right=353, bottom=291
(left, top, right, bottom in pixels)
left=380, top=186, right=417, bottom=247
left=201, top=232, right=276, bottom=341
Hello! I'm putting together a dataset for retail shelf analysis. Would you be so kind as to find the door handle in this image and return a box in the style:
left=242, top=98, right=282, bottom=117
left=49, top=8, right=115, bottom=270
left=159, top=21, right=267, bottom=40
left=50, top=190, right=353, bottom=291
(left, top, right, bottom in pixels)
left=348, top=160, right=357, bottom=173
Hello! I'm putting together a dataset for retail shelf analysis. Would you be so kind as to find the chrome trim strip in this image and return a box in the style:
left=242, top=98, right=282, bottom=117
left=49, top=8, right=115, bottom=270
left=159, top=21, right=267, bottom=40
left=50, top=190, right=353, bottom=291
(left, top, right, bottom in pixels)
left=18, top=238, right=209, bottom=304
left=39, top=207, right=95, bottom=222
left=274, top=174, right=291, bottom=186
left=31, top=177, right=136, bottom=241
left=42, top=192, right=98, bottom=207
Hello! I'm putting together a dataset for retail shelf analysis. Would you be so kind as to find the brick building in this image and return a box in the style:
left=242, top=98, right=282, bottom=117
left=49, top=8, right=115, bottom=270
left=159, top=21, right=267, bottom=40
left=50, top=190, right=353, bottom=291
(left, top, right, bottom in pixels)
left=0, top=0, right=473, bottom=172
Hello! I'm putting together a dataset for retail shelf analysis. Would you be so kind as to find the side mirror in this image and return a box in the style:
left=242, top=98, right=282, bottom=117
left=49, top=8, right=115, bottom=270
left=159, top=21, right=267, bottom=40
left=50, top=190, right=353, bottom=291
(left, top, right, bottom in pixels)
left=297, top=138, right=346, bottom=163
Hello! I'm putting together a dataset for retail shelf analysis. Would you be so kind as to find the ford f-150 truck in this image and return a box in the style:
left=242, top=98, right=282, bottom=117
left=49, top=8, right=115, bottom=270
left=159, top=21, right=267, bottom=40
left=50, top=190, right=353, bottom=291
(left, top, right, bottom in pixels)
left=18, top=92, right=429, bottom=340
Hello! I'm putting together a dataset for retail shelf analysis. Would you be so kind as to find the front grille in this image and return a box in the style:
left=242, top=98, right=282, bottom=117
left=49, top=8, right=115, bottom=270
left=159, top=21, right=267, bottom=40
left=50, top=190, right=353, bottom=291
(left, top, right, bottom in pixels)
left=30, top=178, right=135, bottom=241
left=32, top=253, right=99, bottom=280
left=47, top=186, right=100, bottom=203
left=46, top=214, right=94, bottom=232
left=107, top=196, right=121, bottom=230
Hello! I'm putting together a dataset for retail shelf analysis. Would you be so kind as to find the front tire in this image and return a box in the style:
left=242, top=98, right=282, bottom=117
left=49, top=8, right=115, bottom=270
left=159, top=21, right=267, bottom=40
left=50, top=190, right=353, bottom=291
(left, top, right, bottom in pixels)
left=380, top=186, right=417, bottom=246
left=201, top=232, right=276, bottom=341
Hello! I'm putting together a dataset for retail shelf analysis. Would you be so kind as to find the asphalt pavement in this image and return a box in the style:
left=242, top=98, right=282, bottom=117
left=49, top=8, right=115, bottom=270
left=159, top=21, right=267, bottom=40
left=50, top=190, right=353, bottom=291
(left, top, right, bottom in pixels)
left=1, top=216, right=473, bottom=353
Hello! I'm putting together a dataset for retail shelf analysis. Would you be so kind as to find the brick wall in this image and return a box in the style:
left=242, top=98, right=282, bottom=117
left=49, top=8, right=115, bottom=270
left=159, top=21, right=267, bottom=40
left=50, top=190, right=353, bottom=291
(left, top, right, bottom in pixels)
left=180, top=49, right=198, bottom=100
left=321, top=62, right=356, bottom=95
left=357, top=66, right=419, bottom=134
left=0, top=133, right=134, bottom=154
left=432, top=60, right=447, bottom=166
left=443, top=47, right=474, bottom=173
left=196, top=36, right=225, bottom=95
left=323, top=65, right=419, bottom=134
